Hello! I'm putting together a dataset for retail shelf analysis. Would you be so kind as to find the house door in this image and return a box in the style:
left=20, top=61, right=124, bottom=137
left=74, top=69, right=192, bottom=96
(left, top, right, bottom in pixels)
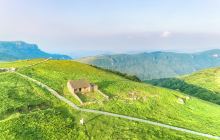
left=79, top=88, right=82, bottom=92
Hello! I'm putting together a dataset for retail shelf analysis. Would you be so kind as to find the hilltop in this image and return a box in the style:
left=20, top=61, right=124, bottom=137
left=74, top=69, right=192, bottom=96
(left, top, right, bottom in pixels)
left=78, top=50, right=220, bottom=80
left=0, top=59, right=220, bottom=139
left=0, top=41, right=71, bottom=61
left=146, top=67, right=220, bottom=105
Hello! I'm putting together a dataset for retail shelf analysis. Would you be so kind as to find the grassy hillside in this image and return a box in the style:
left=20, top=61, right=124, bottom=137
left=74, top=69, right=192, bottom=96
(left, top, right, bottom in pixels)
left=147, top=67, right=220, bottom=105
left=78, top=50, right=220, bottom=80
left=183, top=68, right=220, bottom=93
left=0, top=59, right=46, bottom=68
left=0, top=68, right=205, bottom=139
left=1, top=59, right=220, bottom=139
left=7, top=59, right=220, bottom=136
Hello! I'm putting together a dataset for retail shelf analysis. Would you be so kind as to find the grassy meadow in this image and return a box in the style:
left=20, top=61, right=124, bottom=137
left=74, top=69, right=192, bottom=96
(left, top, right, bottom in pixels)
left=183, top=68, right=220, bottom=93
left=0, top=62, right=205, bottom=139
left=0, top=59, right=219, bottom=139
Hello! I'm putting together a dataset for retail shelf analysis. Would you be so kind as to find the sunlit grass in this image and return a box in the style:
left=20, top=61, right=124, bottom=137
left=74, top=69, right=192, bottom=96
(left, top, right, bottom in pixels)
left=0, top=59, right=219, bottom=139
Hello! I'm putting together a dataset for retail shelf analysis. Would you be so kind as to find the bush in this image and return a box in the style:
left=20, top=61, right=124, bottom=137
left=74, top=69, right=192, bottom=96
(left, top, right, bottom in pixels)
left=91, top=65, right=141, bottom=82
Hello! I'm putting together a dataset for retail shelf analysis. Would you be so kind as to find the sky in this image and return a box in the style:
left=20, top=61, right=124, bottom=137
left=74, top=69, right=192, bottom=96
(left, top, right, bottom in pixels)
left=1, top=0, right=220, bottom=56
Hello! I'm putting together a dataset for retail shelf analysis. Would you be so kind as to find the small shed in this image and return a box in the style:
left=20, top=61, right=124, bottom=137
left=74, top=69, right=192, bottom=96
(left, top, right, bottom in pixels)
left=67, top=79, right=98, bottom=94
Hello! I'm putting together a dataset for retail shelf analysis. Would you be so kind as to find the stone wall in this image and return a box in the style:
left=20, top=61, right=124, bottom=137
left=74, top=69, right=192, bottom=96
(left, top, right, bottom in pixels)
left=67, top=81, right=83, bottom=104
left=91, top=85, right=98, bottom=92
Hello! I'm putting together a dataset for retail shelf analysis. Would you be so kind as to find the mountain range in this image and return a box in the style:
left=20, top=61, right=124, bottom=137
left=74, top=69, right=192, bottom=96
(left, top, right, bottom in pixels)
left=0, top=41, right=71, bottom=61
left=78, top=50, right=220, bottom=80
left=2, top=40, right=220, bottom=82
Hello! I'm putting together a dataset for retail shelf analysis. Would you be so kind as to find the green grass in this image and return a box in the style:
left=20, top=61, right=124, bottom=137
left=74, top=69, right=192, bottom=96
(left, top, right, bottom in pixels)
left=0, top=69, right=205, bottom=139
left=147, top=67, right=220, bottom=105
left=0, top=73, right=52, bottom=120
left=9, top=59, right=220, bottom=137
left=183, top=68, right=220, bottom=93
left=76, top=91, right=105, bottom=103
left=0, top=59, right=44, bottom=68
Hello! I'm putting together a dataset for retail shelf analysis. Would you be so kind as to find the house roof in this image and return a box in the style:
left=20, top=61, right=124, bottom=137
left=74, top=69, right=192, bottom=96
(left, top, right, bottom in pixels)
left=68, top=79, right=90, bottom=89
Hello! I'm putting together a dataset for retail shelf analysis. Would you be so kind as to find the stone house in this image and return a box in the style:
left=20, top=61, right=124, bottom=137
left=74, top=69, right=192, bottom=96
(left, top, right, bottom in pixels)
left=67, top=79, right=98, bottom=94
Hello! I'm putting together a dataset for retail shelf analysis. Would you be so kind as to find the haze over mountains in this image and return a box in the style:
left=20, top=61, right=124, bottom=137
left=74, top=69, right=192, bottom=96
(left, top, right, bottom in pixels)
left=78, top=50, right=220, bottom=80
left=2, top=41, right=220, bottom=81
left=0, top=41, right=71, bottom=61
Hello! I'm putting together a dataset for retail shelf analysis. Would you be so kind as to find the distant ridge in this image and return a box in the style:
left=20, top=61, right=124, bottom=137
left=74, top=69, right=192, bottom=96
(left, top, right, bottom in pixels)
left=0, top=41, right=71, bottom=61
left=78, top=49, right=220, bottom=80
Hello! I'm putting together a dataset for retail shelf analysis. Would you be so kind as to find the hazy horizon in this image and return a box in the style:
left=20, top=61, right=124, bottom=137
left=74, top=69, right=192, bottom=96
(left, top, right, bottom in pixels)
left=1, top=0, right=220, bottom=56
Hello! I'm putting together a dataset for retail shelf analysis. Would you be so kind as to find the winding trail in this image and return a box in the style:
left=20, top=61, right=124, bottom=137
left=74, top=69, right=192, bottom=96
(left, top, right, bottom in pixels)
left=14, top=71, right=220, bottom=140
left=18, top=57, right=52, bottom=70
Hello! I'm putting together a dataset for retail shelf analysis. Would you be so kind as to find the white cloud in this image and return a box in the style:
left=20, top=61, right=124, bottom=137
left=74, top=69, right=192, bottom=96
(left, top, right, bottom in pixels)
left=161, top=31, right=171, bottom=38
left=212, top=54, right=219, bottom=58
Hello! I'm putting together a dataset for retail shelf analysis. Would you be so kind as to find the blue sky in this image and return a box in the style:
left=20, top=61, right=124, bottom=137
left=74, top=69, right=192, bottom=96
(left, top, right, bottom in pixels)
left=1, top=0, right=220, bottom=56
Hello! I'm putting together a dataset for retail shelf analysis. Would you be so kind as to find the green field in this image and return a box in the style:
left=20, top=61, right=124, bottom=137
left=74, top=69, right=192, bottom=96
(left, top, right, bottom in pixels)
left=183, top=68, right=220, bottom=93
left=76, top=91, right=106, bottom=103
left=147, top=67, right=220, bottom=105
left=0, top=59, right=43, bottom=68
left=0, top=59, right=220, bottom=139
